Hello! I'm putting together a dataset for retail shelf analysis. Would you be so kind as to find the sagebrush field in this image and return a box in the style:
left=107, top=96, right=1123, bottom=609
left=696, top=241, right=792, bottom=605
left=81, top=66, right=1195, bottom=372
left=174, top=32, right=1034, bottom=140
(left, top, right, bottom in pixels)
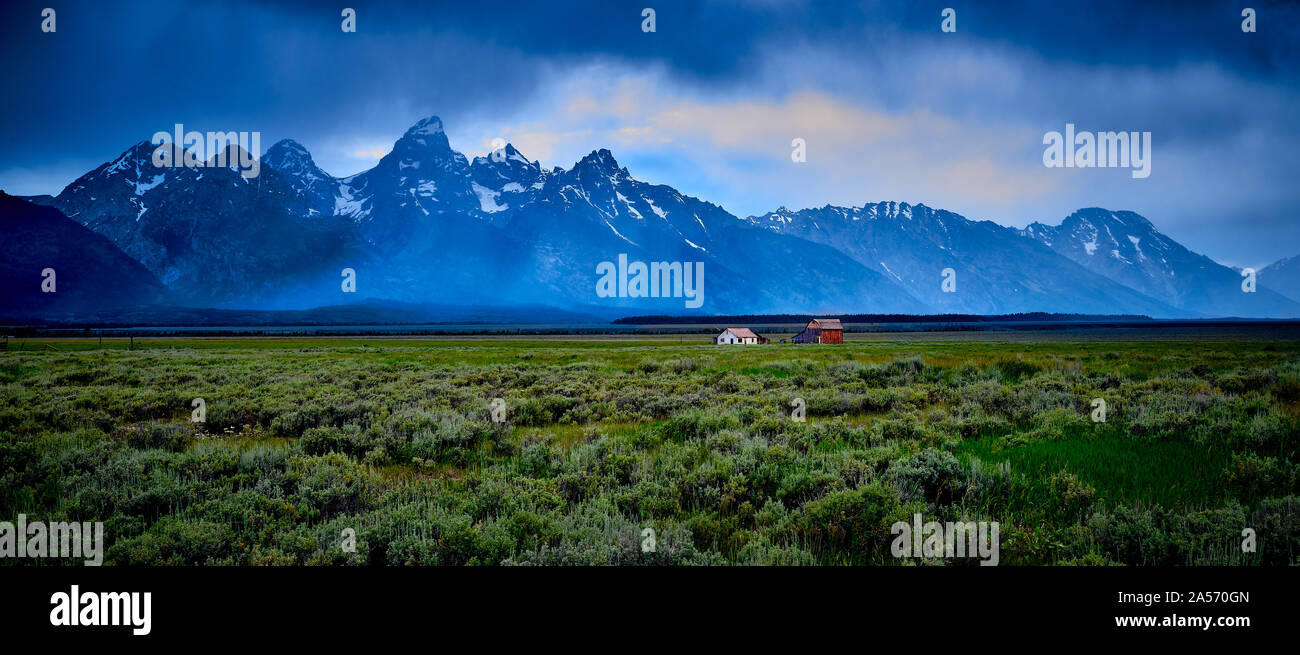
left=2, top=332, right=1298, bottom=565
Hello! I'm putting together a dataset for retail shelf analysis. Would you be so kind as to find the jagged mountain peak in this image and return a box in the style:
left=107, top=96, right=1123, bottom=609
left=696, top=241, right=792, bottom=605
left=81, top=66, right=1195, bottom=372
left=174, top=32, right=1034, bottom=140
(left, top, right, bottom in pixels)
left=119, top=139, right=159, bottom=159
left=754, top=201, right=943, bottom=227
left=1023, top=207, right=1172, bottom=258
left=60, top=139, right=176, bottom=199
left=264, top=139, right=318, bottom=169
left=259, top=139, right=338, bottom=219
left=862, top=201, right=924, bottom=220
left=405, top=115, right=446, bottom=137
left=1060, top=207, right=1157, bottom=232
left=1021, top=207, right=1299, bottom=317
left=384, top=115, right=457, bottom=165
left=574, top=148, right=627, bottom=178
left=470, top=143, right=535, bottom=168
left=468, top=143, right=546, bottom=206
left=202, top=144, right=256, bottom=168
left=264, top=139, right=332, bottom=189
left=98, top=140, right=159, bottom=173
left=397, top=116, right=452, bottom=150
left=266, top=137, right=309, bottom=154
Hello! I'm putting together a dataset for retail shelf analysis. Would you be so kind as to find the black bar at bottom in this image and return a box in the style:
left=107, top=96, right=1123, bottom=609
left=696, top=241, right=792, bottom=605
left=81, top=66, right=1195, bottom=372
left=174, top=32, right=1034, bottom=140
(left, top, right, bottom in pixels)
left=3, top=566, right=1290, bottom=646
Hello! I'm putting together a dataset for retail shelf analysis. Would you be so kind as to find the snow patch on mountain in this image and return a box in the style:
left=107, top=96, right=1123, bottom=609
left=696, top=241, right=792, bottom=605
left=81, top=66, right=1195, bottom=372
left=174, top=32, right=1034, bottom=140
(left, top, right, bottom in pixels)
left=472, top=182, right=507, bottom=213
left=646, top=198, right=668, bottom=219
left=335, top=184, right=367, bottom=218
left=603, top=220, right=636, bottom=245
left=135, top=174, right=165, bottom=195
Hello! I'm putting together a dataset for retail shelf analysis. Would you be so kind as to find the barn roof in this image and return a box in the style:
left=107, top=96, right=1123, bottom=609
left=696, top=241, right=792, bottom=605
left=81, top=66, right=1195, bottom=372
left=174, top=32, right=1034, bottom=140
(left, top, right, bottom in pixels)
left=725, top=327, right=759, bottom=339
left=813, top=318, right=843, bottom=330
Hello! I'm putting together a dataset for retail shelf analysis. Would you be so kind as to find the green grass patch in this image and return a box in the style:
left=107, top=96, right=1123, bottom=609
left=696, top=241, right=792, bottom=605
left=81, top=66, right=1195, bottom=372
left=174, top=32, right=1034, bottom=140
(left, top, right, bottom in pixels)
left=958, top=433, right=1233, bottom=509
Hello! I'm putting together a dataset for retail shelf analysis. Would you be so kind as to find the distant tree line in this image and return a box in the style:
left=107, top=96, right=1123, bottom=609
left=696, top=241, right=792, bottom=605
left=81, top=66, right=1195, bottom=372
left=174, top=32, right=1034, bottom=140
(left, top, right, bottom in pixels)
left=615, top=312, right=1155, bottom=325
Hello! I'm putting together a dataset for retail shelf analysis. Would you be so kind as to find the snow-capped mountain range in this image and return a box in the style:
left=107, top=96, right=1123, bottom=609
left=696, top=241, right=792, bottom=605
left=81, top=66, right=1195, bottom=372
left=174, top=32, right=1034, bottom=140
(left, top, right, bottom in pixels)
left=751, top=202, right=1181, bottom=317
left=7, top=115, right=1299, bottom=318
left=1021, top=209, right=1297, bottom=317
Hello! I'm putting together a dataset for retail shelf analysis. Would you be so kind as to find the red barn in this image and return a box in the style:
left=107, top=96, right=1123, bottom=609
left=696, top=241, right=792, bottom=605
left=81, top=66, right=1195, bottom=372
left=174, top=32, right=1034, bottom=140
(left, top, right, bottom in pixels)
left=790, top=318, right=843, bottom=344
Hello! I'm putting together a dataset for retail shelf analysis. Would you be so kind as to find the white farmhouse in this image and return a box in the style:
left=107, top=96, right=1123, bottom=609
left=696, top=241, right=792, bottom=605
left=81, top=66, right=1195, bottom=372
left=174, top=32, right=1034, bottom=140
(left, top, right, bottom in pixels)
left=714, top=327, right=763, bottom=345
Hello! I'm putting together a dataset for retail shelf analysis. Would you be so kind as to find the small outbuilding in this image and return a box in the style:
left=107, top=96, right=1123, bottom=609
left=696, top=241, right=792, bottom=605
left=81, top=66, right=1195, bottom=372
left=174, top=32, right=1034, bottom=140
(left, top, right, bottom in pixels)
left=790, top=318, right=844, bottom=344
left=714, top=327, right=766, bottom=345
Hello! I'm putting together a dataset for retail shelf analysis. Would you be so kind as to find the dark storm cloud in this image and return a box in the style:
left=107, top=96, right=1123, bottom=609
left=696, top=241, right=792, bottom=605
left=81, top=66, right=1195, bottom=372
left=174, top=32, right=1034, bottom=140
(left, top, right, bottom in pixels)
left=1, top=0, right=1296, bottom=265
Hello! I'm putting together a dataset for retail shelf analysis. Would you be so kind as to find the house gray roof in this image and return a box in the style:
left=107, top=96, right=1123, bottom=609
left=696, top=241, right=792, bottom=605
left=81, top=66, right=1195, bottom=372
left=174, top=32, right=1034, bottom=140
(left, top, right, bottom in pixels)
left=812, top=318, right=843, bottom=330
left=723, top=327, right=759, bottom=339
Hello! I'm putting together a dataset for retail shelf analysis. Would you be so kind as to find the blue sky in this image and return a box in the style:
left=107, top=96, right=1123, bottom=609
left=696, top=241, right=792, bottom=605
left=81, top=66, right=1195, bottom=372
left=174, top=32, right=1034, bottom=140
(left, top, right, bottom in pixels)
left=2, top=0, right=1297, bottom=267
